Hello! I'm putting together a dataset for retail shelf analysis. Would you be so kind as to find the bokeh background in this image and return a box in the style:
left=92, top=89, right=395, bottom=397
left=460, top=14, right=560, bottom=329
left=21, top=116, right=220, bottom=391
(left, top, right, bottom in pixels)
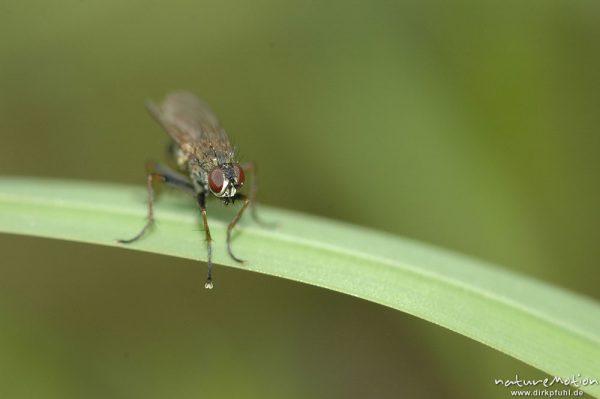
left=1, top=1, right=599, bottom=398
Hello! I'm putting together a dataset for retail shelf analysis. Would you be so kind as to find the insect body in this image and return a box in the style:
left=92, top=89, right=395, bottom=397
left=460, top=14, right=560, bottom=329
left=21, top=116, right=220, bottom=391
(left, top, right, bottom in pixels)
left=118, top=91, right=264, bottom=289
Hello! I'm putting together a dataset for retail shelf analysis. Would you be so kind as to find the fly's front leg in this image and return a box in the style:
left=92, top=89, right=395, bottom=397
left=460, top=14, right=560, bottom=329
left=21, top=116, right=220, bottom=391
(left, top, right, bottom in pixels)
left=227, top=193, right=250, bottom=263
left=117, top=161, right=193, bottom=244
left=240, top=161, right=275, bottom=227
left=197, top=192, right=214, bottom=289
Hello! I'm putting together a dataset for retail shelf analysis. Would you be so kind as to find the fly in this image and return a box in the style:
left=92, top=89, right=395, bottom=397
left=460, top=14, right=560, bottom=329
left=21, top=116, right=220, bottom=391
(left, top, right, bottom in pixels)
left=118, top=91, right=268, bottom=289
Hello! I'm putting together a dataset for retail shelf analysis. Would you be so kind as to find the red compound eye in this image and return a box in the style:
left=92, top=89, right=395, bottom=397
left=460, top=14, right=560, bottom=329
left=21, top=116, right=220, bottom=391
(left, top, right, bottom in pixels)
left=233, top=164, right=245, bottom=186
left=209, top=167, right=225, bottom=194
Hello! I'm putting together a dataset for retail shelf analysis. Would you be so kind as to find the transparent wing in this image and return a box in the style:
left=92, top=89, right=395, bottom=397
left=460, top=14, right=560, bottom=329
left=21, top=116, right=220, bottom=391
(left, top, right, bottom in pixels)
left=146, top=91, right=230, bottom=148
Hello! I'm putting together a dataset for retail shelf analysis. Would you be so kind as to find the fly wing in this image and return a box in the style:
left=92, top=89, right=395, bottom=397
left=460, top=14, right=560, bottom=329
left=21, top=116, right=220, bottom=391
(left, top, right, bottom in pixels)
left=146, top=91, right=232, bottom=151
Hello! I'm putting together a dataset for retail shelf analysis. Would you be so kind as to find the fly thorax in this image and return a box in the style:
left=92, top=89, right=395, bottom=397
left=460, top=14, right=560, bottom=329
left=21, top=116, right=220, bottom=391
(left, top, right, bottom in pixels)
left=188, top=162, right=208, bottom=193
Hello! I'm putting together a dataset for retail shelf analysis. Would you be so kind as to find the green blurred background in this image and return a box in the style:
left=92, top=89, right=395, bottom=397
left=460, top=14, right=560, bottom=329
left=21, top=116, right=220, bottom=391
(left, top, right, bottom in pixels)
left=1, top=1, right=599, bottom=398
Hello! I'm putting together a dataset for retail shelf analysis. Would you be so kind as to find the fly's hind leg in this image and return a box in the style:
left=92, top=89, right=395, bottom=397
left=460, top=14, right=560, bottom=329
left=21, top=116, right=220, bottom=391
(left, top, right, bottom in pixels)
left=117, top=161, right=193, bottom=244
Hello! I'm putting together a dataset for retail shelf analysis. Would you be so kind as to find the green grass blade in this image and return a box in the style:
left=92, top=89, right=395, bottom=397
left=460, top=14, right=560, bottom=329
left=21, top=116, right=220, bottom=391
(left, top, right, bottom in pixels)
left=0, top=177, right=599, bottom=396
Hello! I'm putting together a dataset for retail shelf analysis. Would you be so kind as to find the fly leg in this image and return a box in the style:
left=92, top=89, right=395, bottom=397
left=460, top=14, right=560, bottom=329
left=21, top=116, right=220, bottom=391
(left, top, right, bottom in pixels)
left=227, top=193, right=250, bottom=263
left=240, top=161, right=276, bottom=227
left=117, top=161, right=193, bottom=244
left=197, top=192, right=214, bottom=289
